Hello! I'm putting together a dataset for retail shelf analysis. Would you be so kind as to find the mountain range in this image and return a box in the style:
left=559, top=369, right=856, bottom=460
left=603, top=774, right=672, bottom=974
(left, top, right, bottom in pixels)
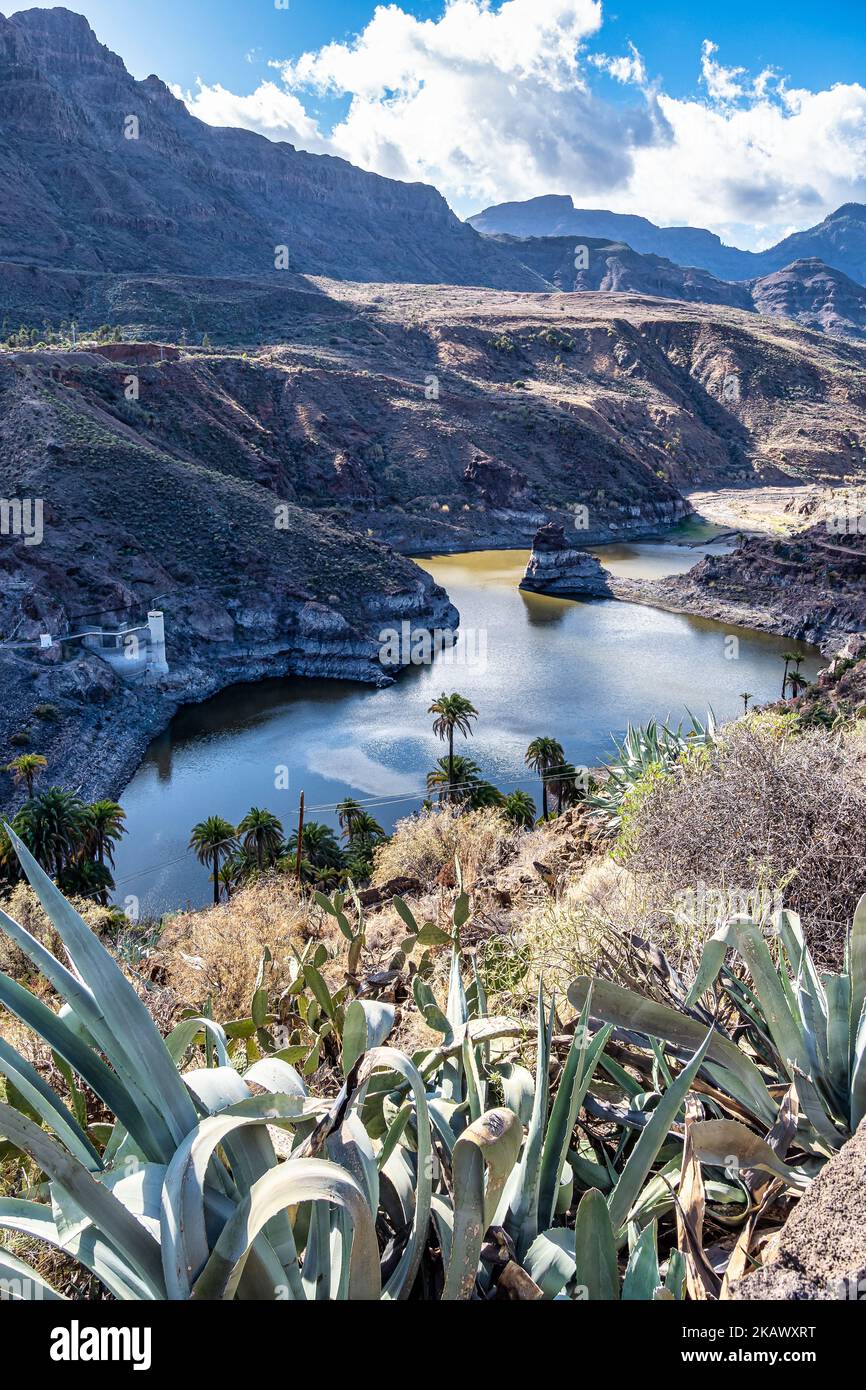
left=4, top=9, right=866, bottom=345
left=468, top=195, right=866, bottom=287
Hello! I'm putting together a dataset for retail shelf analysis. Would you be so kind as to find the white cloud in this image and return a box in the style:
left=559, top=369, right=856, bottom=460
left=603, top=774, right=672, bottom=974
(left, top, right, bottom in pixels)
left=176, top=78, right=330, bottom=152
left=175, top=1, right=866, bottom=248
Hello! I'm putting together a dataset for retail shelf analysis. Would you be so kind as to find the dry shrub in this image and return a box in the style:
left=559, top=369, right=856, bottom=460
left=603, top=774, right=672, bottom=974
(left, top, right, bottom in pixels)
left=621, top=721, right=866, bottom=967
left=157, top=874, right=307, bottom=1020
left=372, top=805, right=519, bottom=890
left=517, top=859, right=650, bottom=1009
left=0, top=883, right=118, bottom=987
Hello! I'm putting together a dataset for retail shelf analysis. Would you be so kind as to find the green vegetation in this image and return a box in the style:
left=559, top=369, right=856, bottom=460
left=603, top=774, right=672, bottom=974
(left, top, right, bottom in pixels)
left=0, top=774, right=126, bottom=905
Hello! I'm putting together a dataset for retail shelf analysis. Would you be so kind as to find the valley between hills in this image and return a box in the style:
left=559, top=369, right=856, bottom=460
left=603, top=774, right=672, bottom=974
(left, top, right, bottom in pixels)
left=3, top=279, right=866, bottom=805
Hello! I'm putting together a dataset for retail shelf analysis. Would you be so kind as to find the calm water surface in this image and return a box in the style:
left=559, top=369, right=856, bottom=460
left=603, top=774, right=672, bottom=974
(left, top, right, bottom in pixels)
left=113, top=540, right=820, bottom=915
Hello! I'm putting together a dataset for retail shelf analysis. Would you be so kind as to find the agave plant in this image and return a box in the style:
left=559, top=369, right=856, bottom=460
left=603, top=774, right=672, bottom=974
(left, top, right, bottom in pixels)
left=0, top=828, right=534, bottom=1300
left=588, top=713, right=716, bottom=833
left=570, top=896, right=866, bottom=1164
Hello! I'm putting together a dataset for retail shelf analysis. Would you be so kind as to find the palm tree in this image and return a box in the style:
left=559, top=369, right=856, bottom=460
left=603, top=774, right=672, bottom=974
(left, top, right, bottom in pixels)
left=82, top=799, right=127, bottom=867
left=237, top=807, right=284, bottom=870
left=13, top=787, right=88, bottom=880
left=62, top=856, right=115, bottom=906
left=780, top=651, right=801, bottom=698
left=428, top=693, right=479, bottom=798
left=740, top=691, right=753, bottom=715
left=283, top=821, right=344, bottom=875
left=218, top=853, right=250, bottom=902
left=4, top=753, right=47, bottom=800
left=786, top=670, right=808, bottom=699
left=503, top=790, right=536, bottom=827
left=465, top=781, right=505, bottom=811
left=344, top=810, right=385, bottom=851
left=189, top=816, right=239, bottom=906
left=336, top=797, right=364, bottom=839
left=525, top=737, right=565, bottom=820
left=426, top=754, right=483, bottom=803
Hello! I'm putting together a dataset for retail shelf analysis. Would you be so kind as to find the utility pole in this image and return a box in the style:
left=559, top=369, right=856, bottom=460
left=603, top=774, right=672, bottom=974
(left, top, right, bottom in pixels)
left=295, top=790, right=305, bottom=884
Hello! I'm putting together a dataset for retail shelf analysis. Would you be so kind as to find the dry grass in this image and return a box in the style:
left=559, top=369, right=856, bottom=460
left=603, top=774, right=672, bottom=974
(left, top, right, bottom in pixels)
left=515, top=859, right=653, bottom=1011
left=0, top=883, right=119, bottom=987
left=156, top=874, right=308, bottom=1020
left=371, top=805, right=520, bottom=890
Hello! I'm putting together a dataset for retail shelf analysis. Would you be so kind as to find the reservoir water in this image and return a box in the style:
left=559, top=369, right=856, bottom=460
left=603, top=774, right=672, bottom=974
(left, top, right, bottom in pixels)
left=112, top=539, right=821, bottom=915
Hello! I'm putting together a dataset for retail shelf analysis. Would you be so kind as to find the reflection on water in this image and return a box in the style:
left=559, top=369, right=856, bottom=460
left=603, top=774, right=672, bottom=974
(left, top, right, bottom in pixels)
left=113, top=544, right=820, bottom=915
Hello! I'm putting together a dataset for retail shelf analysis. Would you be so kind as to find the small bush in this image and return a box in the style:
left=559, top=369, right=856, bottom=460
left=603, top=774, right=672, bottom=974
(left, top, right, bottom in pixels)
left=372, top=806, right=519, bottom=890
left=31, top=704, right=60, bottom=722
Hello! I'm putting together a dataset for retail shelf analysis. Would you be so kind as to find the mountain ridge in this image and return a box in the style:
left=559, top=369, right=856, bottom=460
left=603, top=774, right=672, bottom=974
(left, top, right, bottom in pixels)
left=468, top=195, right=866, bottom=287
left=0, top=7, right=539, bottom=289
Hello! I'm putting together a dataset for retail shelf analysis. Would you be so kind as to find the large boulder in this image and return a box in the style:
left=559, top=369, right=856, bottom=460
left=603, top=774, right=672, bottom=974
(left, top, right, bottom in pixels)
left=733, top=1118, right=866, bottom=1300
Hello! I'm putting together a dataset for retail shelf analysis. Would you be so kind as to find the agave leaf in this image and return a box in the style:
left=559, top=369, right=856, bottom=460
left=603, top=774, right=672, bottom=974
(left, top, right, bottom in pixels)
left=4, top=829, right=198, bottom=1150
left=0, top=1102, right=165, bottom=1298
left=688, top=1119, right=811, bottom=1190
left=0, top=1034, right=101, bottom=1170
left=342, top=1000, right=396, bottom=1076
left=523, top=1227, right=575, bottom=1299
left=242, top=1057, right=307, bottom=1099
left=677, top=1095, right=715, bottom=1301
left=497, top=1062, right=535, bottom=1126
left=0, top=1247, right=66, bottom=1300
left=569, top=973, right=776, bottom=1125
left=622, top=1220, right=659, bottom=1300
left=849, top=999, right=866, bottom=1130
left=850, top=895, right=866, bottom=1063
left=443, top=1108, right=522, bottom=1300
left=351, top=1047, right=433, bottom=1301
left=0, top=966, right=171, bottom=1160
left=683, top=935, right=727, bottom=1008
left=183, top=1065, right=300, bottom=1274
left=192, top=1158, right=381, bottom=1301
left=0, top=1196, right=155, bottom=1301
left=719, top=919, right=845, bottom=1148
left=539, top=991, right=612, bottom=1229
left=505, top=985, right=553, bottom=1258
left=822, top=973, right=852, bottom=1116
left=573, top=1188, right=619, bottom=1300
left=665, top=1247, right=686, bottom=1299
left=160, top=1091, right=310, bottom=1298
left=607, top=1025, right=715, bottom=1234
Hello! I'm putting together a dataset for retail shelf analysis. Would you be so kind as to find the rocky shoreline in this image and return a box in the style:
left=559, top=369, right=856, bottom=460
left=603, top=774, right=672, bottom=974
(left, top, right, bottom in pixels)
left=0, top=579, right=458, bottom=813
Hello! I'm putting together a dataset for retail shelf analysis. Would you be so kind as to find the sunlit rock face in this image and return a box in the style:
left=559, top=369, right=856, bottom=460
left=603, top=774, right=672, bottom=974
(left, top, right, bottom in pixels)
left=519, top=523, right=610, bottom=597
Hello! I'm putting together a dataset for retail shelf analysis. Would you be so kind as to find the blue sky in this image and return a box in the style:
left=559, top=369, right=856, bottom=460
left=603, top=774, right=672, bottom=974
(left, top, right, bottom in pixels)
left=4, top=1, right=866, bottom=244
left=4, top=0, right=865, bottom=96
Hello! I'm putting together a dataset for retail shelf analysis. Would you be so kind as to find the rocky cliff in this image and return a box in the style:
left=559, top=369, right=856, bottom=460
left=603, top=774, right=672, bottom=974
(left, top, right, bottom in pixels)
left=614, top=517, right=866, bottom=650
left=0, top=8, right=537, bottom=291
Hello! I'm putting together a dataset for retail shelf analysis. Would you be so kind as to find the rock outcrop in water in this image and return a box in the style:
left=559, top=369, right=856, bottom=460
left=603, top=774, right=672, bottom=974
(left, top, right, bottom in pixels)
left=519, top=524, right=610, bottom=597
